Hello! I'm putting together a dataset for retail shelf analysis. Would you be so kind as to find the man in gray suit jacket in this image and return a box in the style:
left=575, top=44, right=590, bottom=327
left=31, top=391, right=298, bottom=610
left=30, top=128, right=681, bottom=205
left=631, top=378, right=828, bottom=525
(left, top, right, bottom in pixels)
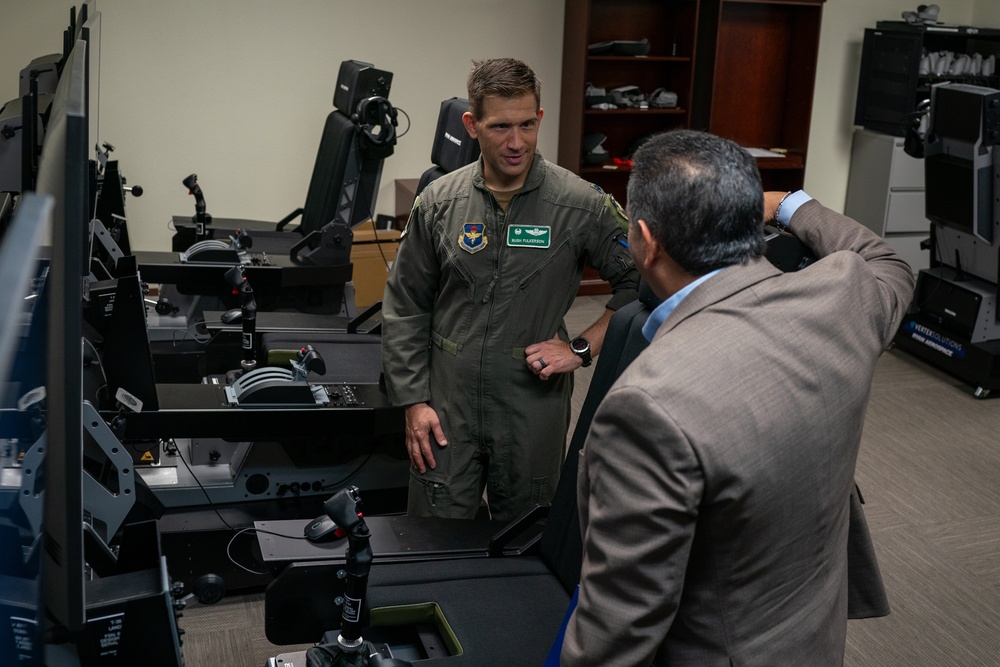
left=562, top=130, right=915, bottom=666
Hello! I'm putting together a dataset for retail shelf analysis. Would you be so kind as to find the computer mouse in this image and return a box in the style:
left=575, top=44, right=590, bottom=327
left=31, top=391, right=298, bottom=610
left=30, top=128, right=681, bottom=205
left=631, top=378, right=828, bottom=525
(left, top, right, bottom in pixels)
left=220, top=308, right=242, bottom=324
left=304, top=515, right=343, bottom=543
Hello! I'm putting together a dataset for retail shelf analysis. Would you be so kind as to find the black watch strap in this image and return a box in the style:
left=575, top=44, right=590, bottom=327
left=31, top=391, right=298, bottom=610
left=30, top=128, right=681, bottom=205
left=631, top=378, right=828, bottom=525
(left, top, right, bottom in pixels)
left=570, top=336, right=592, bottom=367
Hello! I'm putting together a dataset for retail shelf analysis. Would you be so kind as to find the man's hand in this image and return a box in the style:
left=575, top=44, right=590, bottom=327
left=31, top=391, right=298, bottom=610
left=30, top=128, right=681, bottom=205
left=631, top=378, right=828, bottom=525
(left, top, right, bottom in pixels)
left=404, top=402, right=448, bottom=473
left=525, top=334, right=582, bottom=380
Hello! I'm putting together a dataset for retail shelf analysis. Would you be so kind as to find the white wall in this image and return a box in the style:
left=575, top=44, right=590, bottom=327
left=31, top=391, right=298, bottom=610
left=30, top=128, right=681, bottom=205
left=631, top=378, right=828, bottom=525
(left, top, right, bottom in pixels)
left=0, top=0, right=566, bottom=251
left=973, top=1, right=1000, bottom=28
left=2, top=0, right=998, bottom=250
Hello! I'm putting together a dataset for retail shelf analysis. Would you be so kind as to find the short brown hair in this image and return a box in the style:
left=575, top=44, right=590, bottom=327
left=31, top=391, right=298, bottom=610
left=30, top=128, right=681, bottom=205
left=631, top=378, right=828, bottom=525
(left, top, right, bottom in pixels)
left=466, top=58, right=541, bottom=119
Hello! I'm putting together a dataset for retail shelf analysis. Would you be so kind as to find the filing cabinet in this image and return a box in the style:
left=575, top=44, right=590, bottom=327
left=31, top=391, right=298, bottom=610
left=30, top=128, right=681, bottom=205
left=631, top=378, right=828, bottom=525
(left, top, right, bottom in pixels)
left=844, top=127, right=929, bottom=272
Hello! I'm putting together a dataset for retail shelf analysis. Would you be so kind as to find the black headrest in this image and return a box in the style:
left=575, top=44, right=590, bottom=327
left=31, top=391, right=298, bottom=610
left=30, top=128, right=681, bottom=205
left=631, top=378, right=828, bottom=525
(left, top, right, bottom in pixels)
left=430, top=97, right=479, bottom=172
left=333, top=60, right=392, bottom=115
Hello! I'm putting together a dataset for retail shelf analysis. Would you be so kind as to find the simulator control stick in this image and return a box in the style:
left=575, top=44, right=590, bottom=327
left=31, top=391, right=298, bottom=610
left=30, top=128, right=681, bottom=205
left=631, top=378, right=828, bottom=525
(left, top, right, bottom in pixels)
left=328, top=487, right=372, bottom=657
left=182, top=173, right=212, bottom=224
left=223, top=265, right=256, bottom=374
left=304, top=487, right=411, bottom=667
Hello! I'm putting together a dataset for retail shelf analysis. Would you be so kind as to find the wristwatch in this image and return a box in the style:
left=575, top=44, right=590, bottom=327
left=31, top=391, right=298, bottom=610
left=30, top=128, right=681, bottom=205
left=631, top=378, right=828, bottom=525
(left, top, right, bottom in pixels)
left=570, top=336, right=592, bottom=367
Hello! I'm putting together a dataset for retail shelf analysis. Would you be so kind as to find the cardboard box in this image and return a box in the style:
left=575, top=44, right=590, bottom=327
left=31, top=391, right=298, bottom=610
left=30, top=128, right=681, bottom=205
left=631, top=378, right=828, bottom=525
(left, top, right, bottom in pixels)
left=350, top=227, right=401, bottom=309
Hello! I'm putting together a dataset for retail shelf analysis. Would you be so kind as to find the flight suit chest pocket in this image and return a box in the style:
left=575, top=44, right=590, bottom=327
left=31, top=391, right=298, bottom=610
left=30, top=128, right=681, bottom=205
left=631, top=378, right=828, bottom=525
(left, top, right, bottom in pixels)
left=514, top=237, right=577, bottom=296
left=505, top=238, right=578, bottom=344
left=431, top=243, right=480, bottom=352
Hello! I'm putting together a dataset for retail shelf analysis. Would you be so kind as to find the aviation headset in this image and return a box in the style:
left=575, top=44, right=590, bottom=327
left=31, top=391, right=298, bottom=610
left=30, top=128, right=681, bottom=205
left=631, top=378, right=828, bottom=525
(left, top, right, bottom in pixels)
left=352, top=96, right=398, bottom=149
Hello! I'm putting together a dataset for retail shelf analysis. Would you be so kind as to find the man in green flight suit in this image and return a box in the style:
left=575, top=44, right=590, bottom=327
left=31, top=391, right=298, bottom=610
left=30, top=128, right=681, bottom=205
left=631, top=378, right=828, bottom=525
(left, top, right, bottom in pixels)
left=381, top=58, right=638, bottom=521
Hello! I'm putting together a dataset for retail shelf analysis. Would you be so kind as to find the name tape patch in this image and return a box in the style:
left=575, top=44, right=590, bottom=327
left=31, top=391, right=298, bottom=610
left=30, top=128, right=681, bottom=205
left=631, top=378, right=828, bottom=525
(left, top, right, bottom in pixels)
left=507, top=225, right=551, bottom=248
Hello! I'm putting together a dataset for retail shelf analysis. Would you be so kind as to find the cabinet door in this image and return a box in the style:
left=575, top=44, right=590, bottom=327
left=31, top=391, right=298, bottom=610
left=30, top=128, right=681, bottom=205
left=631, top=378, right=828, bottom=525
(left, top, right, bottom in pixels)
left=888, top=140, right=926, bottom=190
left=886, top=190, right=929, bottom=234
left=692, top=0, right=825, bottom=192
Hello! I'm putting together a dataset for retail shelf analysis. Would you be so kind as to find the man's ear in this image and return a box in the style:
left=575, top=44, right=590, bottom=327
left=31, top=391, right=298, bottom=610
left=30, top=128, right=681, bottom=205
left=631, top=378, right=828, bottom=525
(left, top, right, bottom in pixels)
left=636, top=219, right=660, bottom=268
left=462, top=111, right=478, bottom=139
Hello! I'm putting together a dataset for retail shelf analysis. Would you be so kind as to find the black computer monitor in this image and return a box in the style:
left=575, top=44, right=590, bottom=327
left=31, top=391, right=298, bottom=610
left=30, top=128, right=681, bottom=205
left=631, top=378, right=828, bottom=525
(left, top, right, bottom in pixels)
left=0, top=193, right=16, bottom=243
left=0, top=194, right=50, bottom=406
left=32, top=36, right=89, bottom=639
left=81, top=7, right=101, bottom=160
left=0, top=193, right=53, bottom=666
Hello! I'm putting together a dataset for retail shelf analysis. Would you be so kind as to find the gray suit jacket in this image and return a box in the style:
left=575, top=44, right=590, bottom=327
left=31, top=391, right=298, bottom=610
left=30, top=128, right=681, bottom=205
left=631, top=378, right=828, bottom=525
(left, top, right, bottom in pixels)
left=563, top=201, right=915, bottom=666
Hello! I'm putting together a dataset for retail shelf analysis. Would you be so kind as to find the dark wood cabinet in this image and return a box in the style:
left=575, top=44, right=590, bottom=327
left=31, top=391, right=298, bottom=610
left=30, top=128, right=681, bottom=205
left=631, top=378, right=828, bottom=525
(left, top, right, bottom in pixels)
left=692, top=0, right=825, bottom=192
left=558, top=0, right=699, bottom=206
left=559, top=0, right=825, bottom=293
left=559, top=0, right=825, bottom=198
left=559, top=0, right=701, bottom=294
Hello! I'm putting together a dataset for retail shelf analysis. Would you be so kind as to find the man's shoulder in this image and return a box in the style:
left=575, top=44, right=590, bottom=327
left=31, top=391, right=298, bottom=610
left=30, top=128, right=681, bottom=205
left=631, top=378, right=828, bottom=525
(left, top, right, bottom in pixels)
left=538, top=158, right=600, bottom=197
left=420, top=163, right=477, bottom=204
left=536, top=158, right=621, bottom=219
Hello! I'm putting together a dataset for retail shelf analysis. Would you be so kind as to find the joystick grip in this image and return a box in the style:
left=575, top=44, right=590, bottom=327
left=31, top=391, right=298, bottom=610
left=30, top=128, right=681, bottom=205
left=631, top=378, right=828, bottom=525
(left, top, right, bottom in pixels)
left=182, top=173, right=211, bottom=222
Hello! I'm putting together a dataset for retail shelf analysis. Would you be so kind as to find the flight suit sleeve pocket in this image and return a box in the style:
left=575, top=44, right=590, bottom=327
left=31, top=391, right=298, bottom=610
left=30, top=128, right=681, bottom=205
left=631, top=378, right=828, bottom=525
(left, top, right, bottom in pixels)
left=430, top=330, right=460, bottom=356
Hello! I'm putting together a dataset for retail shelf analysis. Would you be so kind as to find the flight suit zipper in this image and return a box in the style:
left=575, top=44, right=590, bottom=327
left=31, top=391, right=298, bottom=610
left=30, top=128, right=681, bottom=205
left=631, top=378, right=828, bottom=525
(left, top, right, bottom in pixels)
left=477, top=190, right=516, bottom=461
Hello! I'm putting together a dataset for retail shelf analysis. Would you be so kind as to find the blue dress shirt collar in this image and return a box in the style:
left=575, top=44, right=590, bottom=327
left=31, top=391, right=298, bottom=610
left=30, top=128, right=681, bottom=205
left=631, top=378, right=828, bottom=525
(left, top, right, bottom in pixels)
left=642, top=268, right=725, bottom=342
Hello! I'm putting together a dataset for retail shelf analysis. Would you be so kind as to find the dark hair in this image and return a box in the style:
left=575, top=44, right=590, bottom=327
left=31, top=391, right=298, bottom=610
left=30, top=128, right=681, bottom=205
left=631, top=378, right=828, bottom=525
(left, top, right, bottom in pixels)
left=626, top=129, right=766, bottom=274
left=466, top=58, right=541, bottom=119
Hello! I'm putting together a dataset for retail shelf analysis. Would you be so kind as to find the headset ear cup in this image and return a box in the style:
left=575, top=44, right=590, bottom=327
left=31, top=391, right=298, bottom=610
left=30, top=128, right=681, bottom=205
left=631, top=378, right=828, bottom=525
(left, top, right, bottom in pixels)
left=904, top=123, right=924, bottom=159
left=903, top=99, right=931, bottom=159
left=351, top=97, right=370, bottom=129
left=362, top=98, right=394, bottom=147
left=378, top=101, right=396, bottom=146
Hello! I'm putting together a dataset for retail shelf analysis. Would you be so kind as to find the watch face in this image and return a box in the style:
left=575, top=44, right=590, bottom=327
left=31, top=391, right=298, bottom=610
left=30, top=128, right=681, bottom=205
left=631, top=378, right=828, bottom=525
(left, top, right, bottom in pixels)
left=571, top=338, right=589, bottom=353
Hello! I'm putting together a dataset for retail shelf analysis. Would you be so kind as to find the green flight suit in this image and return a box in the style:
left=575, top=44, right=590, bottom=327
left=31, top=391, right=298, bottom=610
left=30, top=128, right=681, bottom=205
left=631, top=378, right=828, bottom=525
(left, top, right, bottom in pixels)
left=382, top=153, right=637, bottom=521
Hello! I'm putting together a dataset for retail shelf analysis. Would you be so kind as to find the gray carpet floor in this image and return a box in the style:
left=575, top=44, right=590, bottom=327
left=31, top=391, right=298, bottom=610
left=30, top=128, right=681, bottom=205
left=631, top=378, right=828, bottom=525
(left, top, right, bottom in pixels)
left=179, top=295, right=1000, bottom=666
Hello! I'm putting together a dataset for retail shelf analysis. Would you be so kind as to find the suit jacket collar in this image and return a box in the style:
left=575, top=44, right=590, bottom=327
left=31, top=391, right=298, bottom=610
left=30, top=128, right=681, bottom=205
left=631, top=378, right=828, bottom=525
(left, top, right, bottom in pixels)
left=650, top=256, right=782, bottom=342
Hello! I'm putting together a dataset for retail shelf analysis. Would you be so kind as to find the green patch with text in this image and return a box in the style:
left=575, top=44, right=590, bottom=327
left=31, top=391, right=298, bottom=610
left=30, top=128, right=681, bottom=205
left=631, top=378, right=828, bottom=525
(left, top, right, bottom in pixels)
left=507, top=225, right=551, bottom=248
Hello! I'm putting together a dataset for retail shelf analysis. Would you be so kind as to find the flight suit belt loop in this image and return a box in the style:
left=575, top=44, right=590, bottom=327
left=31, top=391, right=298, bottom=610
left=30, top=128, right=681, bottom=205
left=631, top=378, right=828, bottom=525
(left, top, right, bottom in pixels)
left=430, top=330, right=460, bottom=356
left=429, top=332, right=524, bottom=360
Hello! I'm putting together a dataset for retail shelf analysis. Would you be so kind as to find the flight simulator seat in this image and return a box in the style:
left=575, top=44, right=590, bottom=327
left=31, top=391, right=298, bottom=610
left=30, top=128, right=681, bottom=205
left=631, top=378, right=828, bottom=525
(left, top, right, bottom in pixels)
left=414, top=97, right=480, bottom=199
left=171, top=61, right=397, bottom=261
left=164, top=62, right=398, bottom=323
